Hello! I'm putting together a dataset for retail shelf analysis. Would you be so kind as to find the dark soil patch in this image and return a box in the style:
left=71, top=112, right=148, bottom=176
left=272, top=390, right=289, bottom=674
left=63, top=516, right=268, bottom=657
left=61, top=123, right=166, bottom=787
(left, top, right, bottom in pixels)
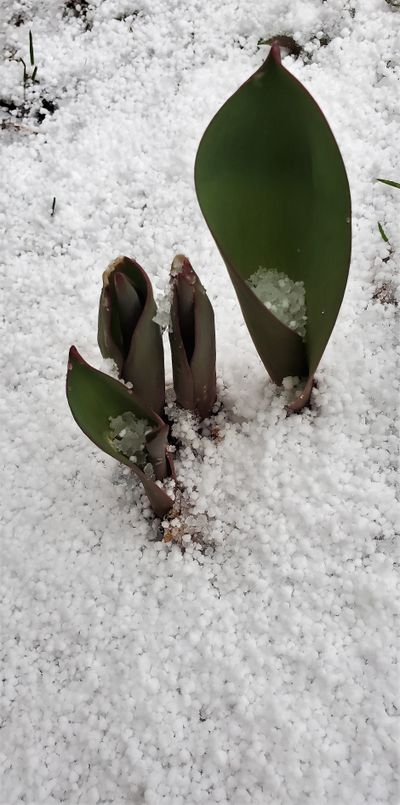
left=373, top=283, right=398, bottom=306
left=35, top=96, right=58, bottom=123
left=258, top=33, right=331, bottom=63
left=11, top=13, right=25, bottom=27
left=0, top=94, right=58, bottom=126
left=63, top=0, right=92, bottom=30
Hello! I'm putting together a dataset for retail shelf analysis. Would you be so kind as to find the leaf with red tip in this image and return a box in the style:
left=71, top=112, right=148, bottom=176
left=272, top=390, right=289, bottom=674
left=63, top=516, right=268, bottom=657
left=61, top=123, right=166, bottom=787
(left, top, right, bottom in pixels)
left=66, top=347, right=174, bottom=517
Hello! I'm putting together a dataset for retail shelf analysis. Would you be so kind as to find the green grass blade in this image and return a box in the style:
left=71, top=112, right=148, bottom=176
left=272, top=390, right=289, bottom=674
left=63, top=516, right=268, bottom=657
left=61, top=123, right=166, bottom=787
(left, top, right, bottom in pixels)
left=29, top=30, right=35, bottom=66
left=376, top=178, right=400, bottom=190
left=378, top=222, right=389, bottom=243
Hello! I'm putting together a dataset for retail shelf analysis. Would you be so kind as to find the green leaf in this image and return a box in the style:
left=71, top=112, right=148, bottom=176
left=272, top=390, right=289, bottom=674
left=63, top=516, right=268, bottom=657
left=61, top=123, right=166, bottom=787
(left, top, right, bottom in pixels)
left=195, top=43, right=351, bottom=408
left=378, top=222, right=389, bottom=244
left=376, top=178, right=400, bottom=190
left=29, top=30, right=35, bottom=67
left=66, top=347, right=174, bottom=517
left=98, top=256, right=165, bottom=415
left=169, top=255, right=217, bottom=419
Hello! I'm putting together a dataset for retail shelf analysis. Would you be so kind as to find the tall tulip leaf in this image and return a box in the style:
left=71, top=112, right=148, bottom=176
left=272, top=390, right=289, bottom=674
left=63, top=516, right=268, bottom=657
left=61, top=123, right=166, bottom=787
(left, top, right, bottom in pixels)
left=195, top=43, right=351, bottom=406
left=66, top=347, right=174, bottom=517
left=98, top=256, right=165, bottom=416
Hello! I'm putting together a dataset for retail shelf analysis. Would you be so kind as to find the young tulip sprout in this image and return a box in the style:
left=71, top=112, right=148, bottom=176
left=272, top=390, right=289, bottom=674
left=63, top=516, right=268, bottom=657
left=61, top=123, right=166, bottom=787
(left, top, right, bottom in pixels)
left=98, top=256, right=165, bottom=416
left=195, top=43, right=351, bottom=410
left=169, top=255, right=217, bottom=420
left=66, top=347, right=174, bottom=517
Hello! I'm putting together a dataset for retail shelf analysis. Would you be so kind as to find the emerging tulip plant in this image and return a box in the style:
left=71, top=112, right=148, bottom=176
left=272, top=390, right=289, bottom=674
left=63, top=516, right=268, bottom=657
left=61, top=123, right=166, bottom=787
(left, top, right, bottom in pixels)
left=67, top=345, right=174, bottom=517
left=97, top=257, right=165, bottom=415
left=169, top=255, right=216, bottom=420
left=67, top=255, right=216, bottom=516
left=67, top=44, right=352, bottom=518
left=195, top=43, right=351, bottom=411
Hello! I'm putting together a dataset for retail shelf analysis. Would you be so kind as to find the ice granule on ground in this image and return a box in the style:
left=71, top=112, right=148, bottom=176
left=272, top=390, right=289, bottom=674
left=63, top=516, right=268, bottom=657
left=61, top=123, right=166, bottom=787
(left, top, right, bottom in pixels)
left=247, top=267, right=307, bottom=338
left=109, top=412, right=150, bottom=461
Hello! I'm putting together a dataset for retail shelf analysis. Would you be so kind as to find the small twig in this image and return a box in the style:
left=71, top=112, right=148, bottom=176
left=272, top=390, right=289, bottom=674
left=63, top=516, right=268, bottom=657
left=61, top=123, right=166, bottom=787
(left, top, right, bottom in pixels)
left=1, top=119, right=39, bottom=134
left=2, top=122, right=38, bottom=133
left=51, top=197, right=56, bottom=216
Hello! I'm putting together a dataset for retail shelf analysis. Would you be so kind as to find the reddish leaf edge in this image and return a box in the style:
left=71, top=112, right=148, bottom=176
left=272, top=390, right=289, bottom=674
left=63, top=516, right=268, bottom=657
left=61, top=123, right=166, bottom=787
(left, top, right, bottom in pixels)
left=286, top=375, right=315, bottom=414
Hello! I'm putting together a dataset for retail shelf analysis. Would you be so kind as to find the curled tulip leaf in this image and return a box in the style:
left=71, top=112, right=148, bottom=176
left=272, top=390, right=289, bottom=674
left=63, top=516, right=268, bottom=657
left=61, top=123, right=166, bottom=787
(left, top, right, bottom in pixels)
left=98, top=256, right=165, bottom=416
left=195, top=43, right=351, bottom=410
left=169, top=254, right=217, bottom=419
left=66, top=347, right=174, bottom=518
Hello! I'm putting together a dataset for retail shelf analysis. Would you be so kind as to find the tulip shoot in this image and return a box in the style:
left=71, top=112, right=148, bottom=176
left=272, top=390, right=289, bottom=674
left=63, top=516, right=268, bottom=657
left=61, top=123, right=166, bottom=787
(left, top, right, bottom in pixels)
left=195, top=43, right=352, bottom=410
left=169, top=255, right=217, bottom=420
left=98, top=256, right=165, bottom=416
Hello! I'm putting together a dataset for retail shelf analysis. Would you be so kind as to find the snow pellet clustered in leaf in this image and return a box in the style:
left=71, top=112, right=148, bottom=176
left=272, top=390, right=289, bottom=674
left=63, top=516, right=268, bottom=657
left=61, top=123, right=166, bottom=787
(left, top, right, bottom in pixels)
left=109, top=412, right=150, bottom=462
left=247, top=268, right=307, bottom=338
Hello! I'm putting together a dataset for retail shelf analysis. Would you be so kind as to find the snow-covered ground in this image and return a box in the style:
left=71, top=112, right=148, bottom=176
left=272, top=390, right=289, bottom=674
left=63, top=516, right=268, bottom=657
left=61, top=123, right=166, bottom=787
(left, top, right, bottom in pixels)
left=1, top=0, right=399, bottom=802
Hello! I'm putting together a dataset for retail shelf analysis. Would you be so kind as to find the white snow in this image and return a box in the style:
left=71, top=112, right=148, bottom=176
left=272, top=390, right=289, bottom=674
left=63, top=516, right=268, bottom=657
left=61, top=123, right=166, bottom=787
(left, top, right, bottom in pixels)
left=153, top=285, right=173, bottom=330
left=0, top=0, right=399, bottom=803
left=247, top=267, right=307, bottom=337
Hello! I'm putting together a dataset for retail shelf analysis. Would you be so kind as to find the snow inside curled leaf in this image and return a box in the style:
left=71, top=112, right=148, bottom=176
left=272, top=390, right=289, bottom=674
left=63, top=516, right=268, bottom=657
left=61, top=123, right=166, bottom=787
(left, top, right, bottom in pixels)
left=143, top=462, right=156, bottom=479
left=247, top=268, right=307, bottom=338
left=109, top=412, right=151, bottom=463
left=152, top=288, right=172, bottom=330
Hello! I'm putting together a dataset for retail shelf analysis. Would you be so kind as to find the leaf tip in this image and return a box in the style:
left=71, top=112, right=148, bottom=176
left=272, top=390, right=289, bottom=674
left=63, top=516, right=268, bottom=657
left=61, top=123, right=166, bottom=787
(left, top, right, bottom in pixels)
left=171, top=254, right=196, bottom=284
left=102, top=255, right=127, bottom=288
left=268, top=41, right=282, bottom=65
left=68, top=345, right=78, bottom=368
